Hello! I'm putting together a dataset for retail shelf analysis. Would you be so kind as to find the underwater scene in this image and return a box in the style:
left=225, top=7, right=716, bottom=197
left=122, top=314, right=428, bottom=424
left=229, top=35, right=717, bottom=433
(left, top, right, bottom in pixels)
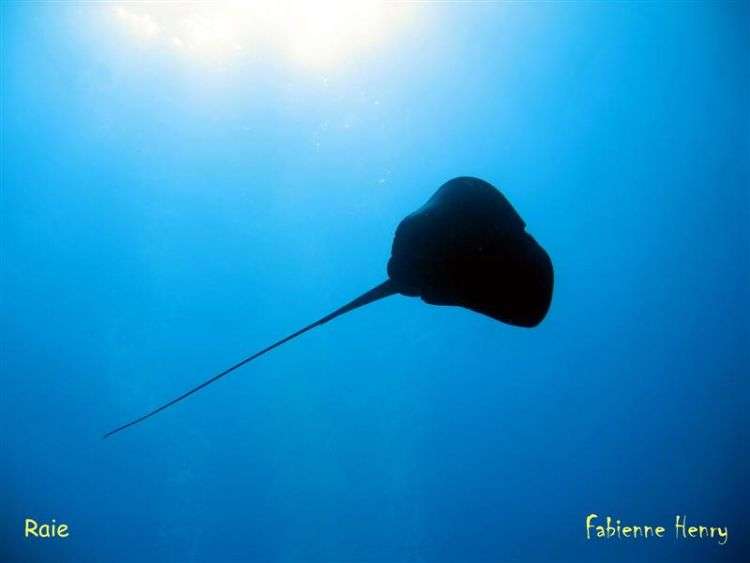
left=1, top=2, right=748, bottom=562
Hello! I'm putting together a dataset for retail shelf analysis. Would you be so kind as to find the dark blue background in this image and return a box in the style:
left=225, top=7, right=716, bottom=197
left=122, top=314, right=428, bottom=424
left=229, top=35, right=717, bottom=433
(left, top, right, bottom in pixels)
left=2, top=3, right=747, bottom=562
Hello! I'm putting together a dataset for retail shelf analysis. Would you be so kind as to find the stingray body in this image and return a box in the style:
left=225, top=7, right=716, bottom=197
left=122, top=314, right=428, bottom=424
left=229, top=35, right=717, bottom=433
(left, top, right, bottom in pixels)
left=104, top=176, right=553, bottom=438
left=388, top=177, right=553, bottom=327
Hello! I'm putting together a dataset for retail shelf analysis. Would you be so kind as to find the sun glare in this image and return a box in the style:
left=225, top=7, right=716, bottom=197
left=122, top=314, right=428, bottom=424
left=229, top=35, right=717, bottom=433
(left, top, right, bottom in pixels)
left=111, top=1, right=416, bottom=68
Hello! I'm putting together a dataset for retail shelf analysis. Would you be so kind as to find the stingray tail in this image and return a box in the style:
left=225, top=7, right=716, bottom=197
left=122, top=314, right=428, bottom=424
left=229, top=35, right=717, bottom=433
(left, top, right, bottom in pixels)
left=103, top=279, right=397, bottom=439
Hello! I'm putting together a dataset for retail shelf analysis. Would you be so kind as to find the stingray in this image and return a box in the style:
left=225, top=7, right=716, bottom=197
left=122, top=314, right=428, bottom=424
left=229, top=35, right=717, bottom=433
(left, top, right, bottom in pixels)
left=104, top=177, right=553, bottom=438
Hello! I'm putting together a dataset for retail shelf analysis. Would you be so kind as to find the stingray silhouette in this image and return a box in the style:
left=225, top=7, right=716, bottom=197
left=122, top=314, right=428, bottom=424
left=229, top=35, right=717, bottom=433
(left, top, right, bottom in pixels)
left=103, top=177, right=553, bottom=438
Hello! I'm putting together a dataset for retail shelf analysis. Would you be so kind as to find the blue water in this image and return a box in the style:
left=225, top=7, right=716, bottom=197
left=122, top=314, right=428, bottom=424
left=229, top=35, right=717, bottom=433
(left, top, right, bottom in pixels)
left=2, top=3, right=748, bottom=562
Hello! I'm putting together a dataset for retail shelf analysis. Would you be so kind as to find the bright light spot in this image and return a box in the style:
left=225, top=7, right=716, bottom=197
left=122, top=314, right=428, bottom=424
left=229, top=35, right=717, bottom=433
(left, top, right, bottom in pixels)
left=114, top=6, right=160, bottom=40
left=110, top=1, right=417, bottom=68
left=174, top=10, right=243, bottom=59
left=282, top=3, right=391, bottom=66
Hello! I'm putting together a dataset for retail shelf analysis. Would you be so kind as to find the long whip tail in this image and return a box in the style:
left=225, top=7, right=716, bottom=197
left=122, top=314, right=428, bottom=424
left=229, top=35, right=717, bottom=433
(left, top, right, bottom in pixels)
left=103, top=280, right=397, bottom=439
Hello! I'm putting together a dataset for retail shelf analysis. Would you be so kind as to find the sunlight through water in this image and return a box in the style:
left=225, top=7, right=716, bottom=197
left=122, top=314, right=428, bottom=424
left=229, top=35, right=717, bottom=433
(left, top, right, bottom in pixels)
left=110, top=1, right=417, bottom=68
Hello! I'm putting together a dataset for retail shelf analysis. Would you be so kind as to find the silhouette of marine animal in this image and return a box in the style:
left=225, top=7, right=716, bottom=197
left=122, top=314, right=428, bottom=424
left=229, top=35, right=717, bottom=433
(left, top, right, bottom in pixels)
left=104, top=177, right=553, bottom=438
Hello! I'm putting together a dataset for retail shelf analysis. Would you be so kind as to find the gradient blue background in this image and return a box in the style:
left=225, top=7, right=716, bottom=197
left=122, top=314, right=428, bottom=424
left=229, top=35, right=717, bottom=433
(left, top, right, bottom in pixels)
left=2, top=3, right=748, bottom=562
